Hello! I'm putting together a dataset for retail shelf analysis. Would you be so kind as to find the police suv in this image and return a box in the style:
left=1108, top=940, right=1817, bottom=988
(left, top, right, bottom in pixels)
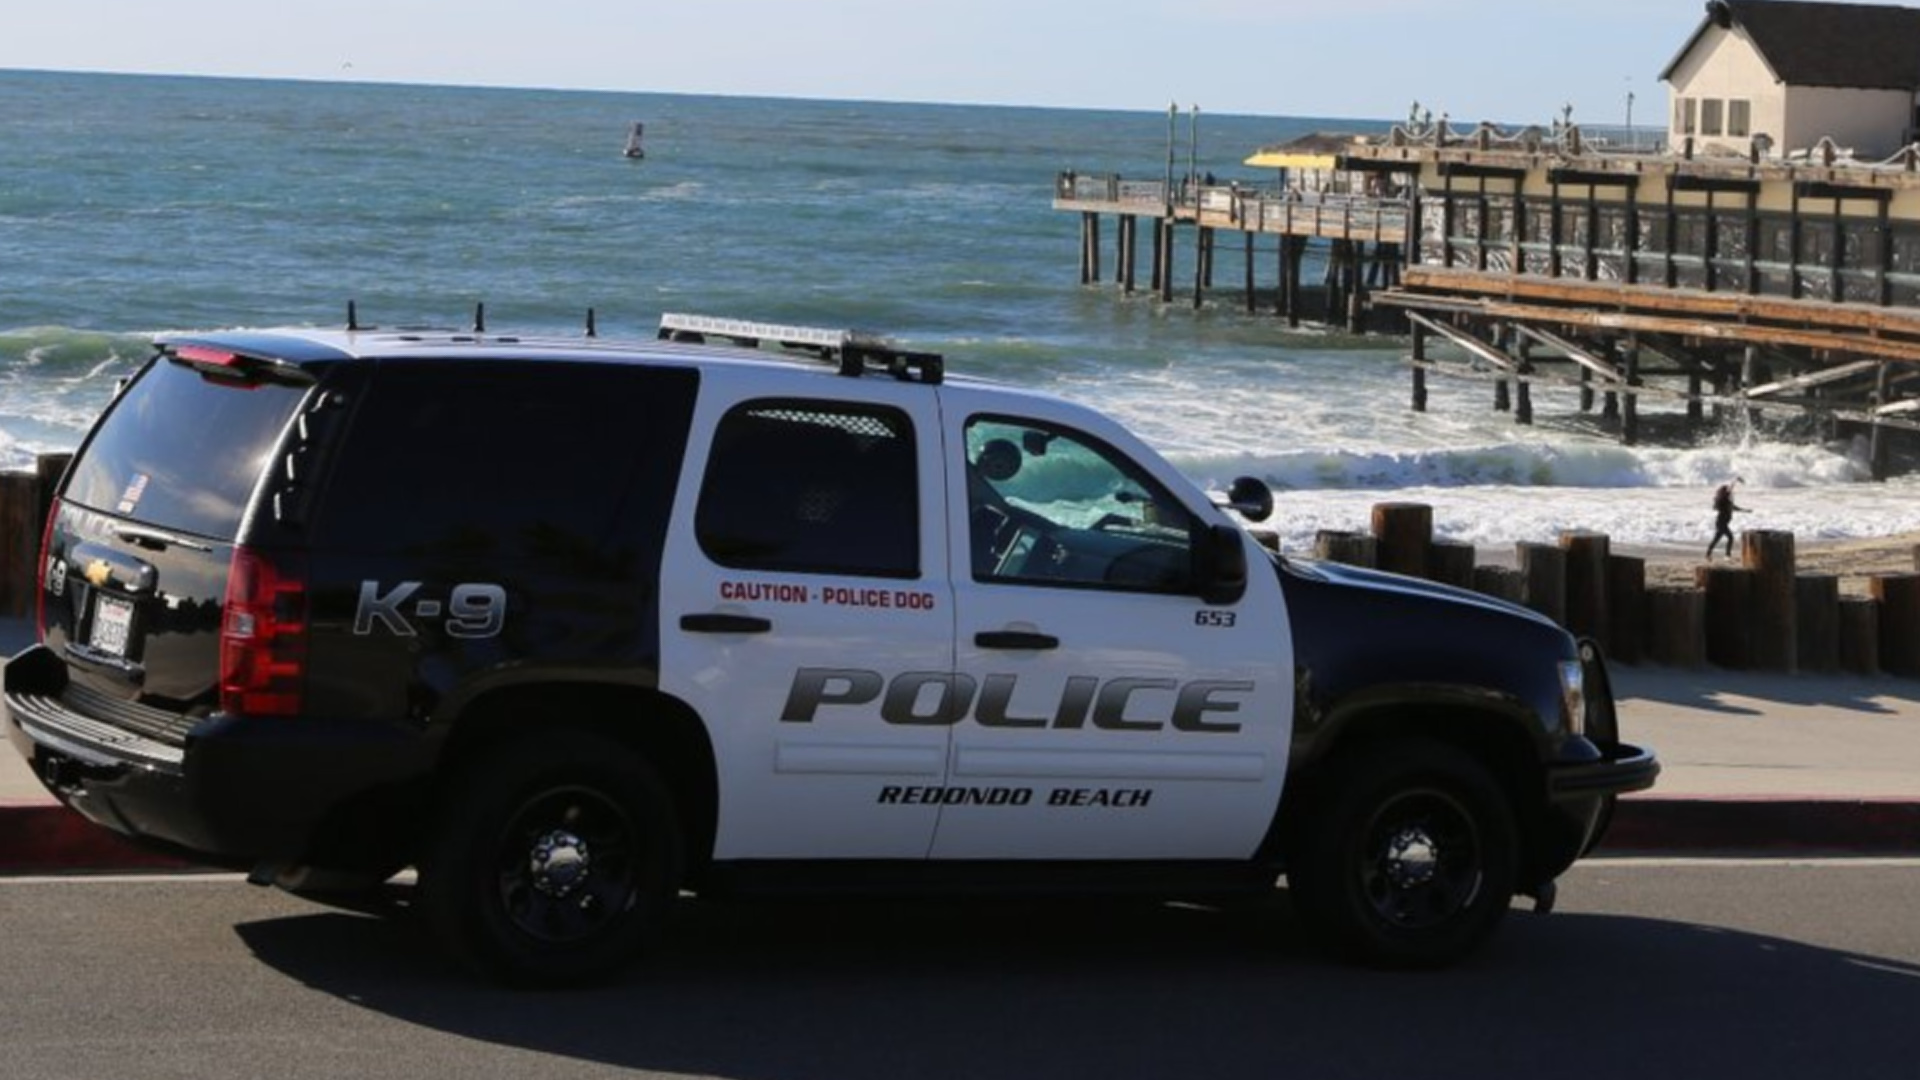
left=5, top=312, right=1657, bottom=984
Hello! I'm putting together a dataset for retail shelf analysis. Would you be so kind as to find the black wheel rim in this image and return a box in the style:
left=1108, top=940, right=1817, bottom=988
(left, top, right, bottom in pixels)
left=1355, top=786, right=1484, bottom=931
left=493, top=783, right=642, bottom=945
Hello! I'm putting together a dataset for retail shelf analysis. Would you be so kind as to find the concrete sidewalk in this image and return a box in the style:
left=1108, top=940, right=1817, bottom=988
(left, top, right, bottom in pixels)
left=4, top=618, right=1919, bottom=873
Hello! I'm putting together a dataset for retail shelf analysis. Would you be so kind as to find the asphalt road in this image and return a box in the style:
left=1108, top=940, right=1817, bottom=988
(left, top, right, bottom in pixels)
left=3, top=862, right=1917, bottom=1080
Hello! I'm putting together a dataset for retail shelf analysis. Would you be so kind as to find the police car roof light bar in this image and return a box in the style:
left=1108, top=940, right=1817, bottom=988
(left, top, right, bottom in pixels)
left=657, top=313, right=943, bottom=385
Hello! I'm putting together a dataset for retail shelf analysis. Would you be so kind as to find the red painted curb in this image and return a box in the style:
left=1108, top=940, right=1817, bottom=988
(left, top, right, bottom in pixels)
left=0, top=802, right=192, bottom=873
left=1602, top=797, right=1920, bottom=855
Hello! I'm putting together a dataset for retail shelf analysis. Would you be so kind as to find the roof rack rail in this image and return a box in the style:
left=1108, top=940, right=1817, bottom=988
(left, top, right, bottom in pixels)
left=657, top=312, right=943, bottom=385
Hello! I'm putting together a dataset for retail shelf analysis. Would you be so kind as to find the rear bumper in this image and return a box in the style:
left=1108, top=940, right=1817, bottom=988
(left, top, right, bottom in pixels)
left=5, top=645, right=434, bottom=872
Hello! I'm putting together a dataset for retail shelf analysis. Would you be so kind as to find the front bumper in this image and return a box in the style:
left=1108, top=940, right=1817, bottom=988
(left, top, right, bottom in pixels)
left=1548, top=742, right=1661, bottom=801
left=4, top=645, right=434, bottom=872
left=1541, top=740, right=1661, bottom=868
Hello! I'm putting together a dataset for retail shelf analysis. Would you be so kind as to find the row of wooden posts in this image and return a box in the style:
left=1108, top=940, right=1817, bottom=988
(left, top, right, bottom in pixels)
left=1293, top=502, right=1920, bottom=677
left=4, top=454, right=1918, bottom=675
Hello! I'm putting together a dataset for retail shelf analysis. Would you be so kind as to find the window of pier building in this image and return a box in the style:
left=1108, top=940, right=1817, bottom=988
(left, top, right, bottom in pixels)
left=1727, top=100, right=1751, bottom=139
left=1676, top=97, right=1697, bottom=137
left=1701, top=99, right=1724, bottom=138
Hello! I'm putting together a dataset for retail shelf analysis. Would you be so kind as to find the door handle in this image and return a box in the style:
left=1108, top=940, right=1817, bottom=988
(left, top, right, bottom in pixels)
left=680, top=613, right=773, bottom=634
left=974, top=630, right=1059, bottom=651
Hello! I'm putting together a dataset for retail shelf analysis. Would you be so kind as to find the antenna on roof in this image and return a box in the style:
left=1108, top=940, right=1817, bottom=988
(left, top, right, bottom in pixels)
left=586, top=308, right=598, bottom=338
left=472, top=303, right=486, bottom=333
left=347, top=300, right=360, bottom=331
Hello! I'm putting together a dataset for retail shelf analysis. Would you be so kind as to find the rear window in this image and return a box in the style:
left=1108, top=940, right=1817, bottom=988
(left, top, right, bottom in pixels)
left=308, top=362, right=698, bottom=557
left=63, top=356, right=310, bottom=539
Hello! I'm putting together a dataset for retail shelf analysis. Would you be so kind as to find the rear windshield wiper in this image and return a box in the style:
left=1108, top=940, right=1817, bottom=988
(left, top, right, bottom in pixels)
left=112, top=523, right=215, bottom=552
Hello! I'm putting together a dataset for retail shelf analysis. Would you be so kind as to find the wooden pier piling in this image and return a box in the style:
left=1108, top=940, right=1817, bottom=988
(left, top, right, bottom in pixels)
left=1696, top=565, right=1756, bottom=670
left=1872, top=573, right=1920, bottom=676
left=1428, top=539, right=1476, bottom=589
left=1370, top=502, right=1432, bottom=579
left=1840, top=596, right=1881, bottom=676
left=1647, top=586, right=1706, bottom=669
left=1559, top=531, right=1611, bottom=645
left=1795, top=573, right=1841, bottom=675
left=1313, top=529, right=1377, bottom=568
left=0, top=453, right=69, bottom=619
left=1516, top=542, right=1568, bottom=627
left=1472, top=565, right=1525, bottom=604
left=1742, top=530, right=1798, bottom=673
left=1607, top=554, right=1647, bottom=665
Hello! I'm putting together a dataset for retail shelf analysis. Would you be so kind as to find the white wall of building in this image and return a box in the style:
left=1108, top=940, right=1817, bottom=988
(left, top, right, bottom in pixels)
left=1665, top=19, right=1916, bottom=159
left=1783, top=87, right=1912, bottom=159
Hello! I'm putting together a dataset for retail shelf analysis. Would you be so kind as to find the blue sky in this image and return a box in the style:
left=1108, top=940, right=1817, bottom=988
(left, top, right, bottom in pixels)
left=2, top=1, right=1908, bottom=123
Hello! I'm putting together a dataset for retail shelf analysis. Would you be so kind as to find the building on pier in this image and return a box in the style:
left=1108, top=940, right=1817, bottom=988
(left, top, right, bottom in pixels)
left=1052, top=5, right=1920, bottom=477
left=1664, top=1, right=1920, bottom=160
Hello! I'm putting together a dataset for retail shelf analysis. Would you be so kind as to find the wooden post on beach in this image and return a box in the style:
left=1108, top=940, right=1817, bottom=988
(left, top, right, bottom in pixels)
left=1559, top=531, right=1610, bottom=644
left=1516, top=542, right=1567, bottom=627
left=1839, top=596, right=1880, bottom=676
left=1371, top=502, right=1432, bottom=579
left=1741, top=530, right=1797, bottom=673
left=39, top=453, right=71, bottom=510
left=0, top=471, right=37, bottom=618
left=1646, top=586, right=1705, bottom=668
left=1428, top=540, right=1476, bottom=588
left=1607, top=554, right=1647, bottom=665
left=1795, top=573, right=1840, bottom=675
left=1472, top=565, right=1525, bottom=603
left=1313, top=530, right=1377, bottom=568
left=1871, top=573, right=1920, bottom=676
left=1696, top=565, right=1755, bottom=670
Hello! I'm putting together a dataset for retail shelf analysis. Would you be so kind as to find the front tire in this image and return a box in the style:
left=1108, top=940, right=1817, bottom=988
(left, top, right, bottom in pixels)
left=418, top=731, right=681, bottom=986
left=1288, top=740, right=1518, bottom=968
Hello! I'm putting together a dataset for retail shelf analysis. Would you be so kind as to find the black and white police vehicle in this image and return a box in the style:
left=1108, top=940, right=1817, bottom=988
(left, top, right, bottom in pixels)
left=5, top=311, right=1657, bottom=983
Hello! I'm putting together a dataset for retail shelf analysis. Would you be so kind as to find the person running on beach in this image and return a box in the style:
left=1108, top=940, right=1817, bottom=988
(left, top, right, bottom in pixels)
left=1707, top=476, right=1748, bottom=559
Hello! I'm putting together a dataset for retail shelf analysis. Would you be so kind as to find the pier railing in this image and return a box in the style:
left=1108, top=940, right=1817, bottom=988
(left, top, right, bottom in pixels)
left=1055, top=172, right=1408, bottom=243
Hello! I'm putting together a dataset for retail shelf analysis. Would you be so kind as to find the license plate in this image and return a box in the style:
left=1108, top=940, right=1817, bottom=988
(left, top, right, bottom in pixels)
left=89, top=593, right=135, bottom=657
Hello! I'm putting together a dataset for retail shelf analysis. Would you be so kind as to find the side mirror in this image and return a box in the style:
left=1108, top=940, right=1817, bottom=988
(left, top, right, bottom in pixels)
left=1211, top=475, right=1274, bottom=523
left=1196, top=523, right=1248, bottom=605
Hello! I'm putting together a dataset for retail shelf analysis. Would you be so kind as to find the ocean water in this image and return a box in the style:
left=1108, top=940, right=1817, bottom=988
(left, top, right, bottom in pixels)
left=4, top=69, right=1918, bottom=554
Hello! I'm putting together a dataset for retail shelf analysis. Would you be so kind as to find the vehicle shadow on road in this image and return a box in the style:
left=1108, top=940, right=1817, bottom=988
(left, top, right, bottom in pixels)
left=234, top=889, right=1920, bottom=1080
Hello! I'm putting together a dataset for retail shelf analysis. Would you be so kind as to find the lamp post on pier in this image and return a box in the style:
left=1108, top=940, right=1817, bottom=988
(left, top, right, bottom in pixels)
left=1165, top=101, right=1177, bottom=211
left=1189, top=104, right=1201, bottom=193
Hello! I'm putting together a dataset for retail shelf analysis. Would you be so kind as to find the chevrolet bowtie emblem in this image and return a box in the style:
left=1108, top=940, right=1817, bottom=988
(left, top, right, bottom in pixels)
left=84, top=559, right=113, bottom=588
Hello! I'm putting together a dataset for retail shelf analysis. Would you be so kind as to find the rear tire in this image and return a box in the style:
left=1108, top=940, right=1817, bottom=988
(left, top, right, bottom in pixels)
left=418, top=730, right=681, bottom=986
left=1288, top=740, right=1517, bottom=968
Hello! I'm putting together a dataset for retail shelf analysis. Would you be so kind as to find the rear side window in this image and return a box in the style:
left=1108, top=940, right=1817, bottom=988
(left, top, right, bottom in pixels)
left=310, top=362, right=698, bottom=557
left=696, top=400, right=919, bottom=578
left=63, top=356, right=310, bottom=538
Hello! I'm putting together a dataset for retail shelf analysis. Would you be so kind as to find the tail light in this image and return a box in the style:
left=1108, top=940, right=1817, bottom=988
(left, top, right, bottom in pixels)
left=35, top=497, right=60, bottom=643
left=220, top=546, right=308, bottom=716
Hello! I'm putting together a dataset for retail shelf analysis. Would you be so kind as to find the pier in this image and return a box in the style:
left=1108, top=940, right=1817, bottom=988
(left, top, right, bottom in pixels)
left=1054, top=122, right=1920, bottom=477
left=1054, top=172, right=1405, bottom=330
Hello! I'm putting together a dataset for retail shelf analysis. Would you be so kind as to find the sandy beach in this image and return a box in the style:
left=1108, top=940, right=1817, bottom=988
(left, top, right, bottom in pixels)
left=1627, top=529, right=1920, bottom=596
